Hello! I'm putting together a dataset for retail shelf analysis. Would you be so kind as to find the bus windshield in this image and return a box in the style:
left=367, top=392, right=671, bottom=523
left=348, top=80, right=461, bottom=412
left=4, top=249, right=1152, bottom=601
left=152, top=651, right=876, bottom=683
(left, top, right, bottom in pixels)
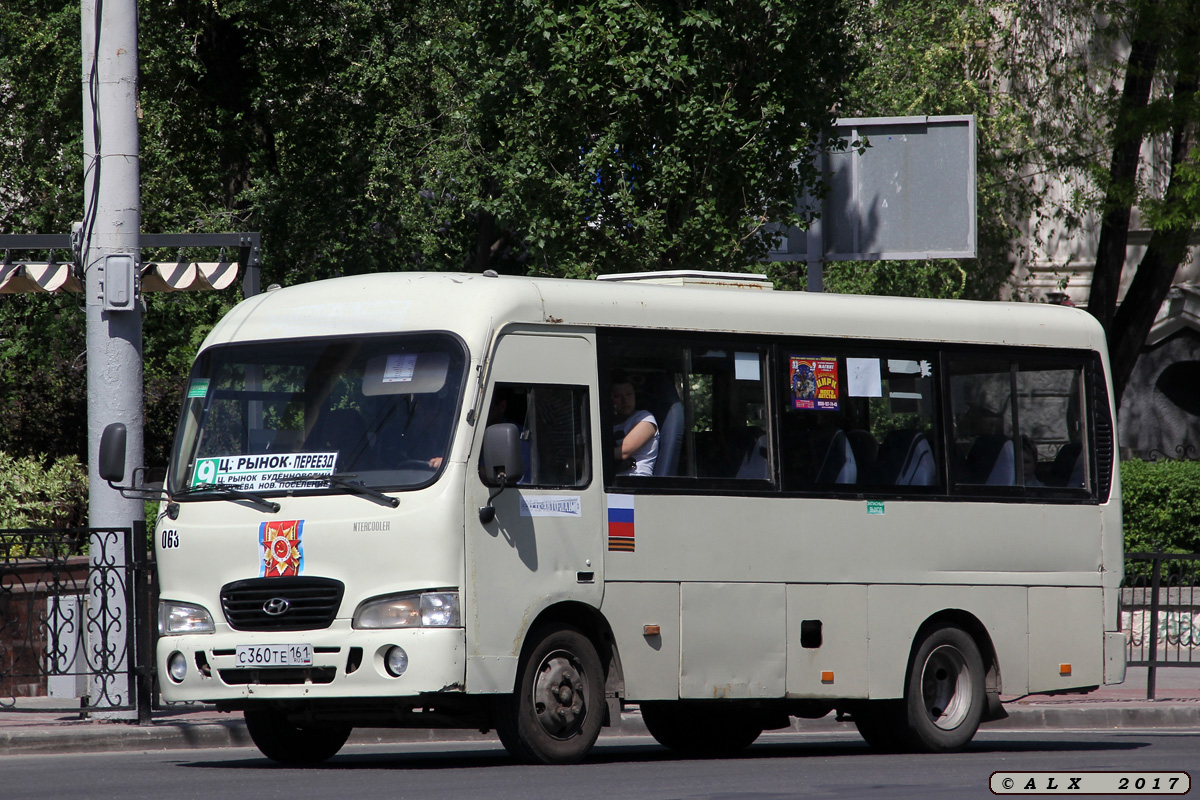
left=167, top=333, right=468, bottom=497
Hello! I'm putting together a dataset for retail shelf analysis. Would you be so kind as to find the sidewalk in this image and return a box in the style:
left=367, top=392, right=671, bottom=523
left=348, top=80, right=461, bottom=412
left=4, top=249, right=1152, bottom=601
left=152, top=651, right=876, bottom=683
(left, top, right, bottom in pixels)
left=2, top=668, right=1198, bottom=756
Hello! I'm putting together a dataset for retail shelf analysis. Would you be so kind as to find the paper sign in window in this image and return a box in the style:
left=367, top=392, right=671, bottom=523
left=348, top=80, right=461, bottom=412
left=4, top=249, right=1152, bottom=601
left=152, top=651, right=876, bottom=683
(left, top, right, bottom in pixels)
left=734, top=352, right=761, bottom=381
left=847, top=358, right=882, bottom=397
left=382, top=354, right=418, bottom=383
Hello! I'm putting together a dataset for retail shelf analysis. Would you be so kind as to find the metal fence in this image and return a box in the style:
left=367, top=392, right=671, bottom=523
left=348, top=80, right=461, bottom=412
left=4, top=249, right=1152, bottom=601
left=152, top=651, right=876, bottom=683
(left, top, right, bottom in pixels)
left=1122, top=552, right=1200, bottom=699
left=0, top=526, right=155, bottom=720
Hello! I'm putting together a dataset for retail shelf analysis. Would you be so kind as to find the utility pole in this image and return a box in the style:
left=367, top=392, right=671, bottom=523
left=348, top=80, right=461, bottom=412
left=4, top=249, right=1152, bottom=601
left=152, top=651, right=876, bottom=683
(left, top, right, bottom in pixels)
left=81, top=0, right=141, bottom=718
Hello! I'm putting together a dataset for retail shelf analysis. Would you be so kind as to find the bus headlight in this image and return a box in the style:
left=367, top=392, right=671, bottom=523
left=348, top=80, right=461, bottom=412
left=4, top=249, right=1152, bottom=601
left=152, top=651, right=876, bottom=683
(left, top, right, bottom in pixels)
left=159, top=601, right=215, bottom=635
left=353, top=591, right=461, bottom=629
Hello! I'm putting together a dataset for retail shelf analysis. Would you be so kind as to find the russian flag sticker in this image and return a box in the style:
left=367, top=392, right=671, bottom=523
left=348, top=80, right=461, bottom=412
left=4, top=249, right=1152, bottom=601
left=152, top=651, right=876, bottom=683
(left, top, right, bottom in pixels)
left=607, top=493, right=635, bottom=552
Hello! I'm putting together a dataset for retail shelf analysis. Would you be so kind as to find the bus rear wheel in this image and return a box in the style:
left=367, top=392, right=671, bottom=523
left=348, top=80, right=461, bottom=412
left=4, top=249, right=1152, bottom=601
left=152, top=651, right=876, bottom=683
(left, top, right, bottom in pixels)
left=640, top=702, right=763, bottom=755
left=853, top=624, right=985, bottom=753
left=243, top=708, right=351, bottom=765
left=495, top=626, right=605, bottom=764
left=905, top=624, right=985, bottom=752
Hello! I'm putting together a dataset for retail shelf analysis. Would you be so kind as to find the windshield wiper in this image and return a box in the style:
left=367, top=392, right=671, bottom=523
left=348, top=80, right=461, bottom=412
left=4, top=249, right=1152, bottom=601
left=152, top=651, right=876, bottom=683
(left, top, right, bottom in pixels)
left=171, top=483, right=281, bottom=513
left=277, top=473, right=400, bottom=508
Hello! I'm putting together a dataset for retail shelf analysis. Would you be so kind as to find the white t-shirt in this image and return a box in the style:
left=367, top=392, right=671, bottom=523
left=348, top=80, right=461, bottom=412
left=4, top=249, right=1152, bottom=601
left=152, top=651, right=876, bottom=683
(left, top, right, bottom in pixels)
left=614, top=410, right=659, bottom=476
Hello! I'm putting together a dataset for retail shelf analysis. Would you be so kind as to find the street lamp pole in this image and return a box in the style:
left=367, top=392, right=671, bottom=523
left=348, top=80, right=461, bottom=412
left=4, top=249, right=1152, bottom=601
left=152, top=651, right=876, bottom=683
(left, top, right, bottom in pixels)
left=81, top=0, right=142, bottom=718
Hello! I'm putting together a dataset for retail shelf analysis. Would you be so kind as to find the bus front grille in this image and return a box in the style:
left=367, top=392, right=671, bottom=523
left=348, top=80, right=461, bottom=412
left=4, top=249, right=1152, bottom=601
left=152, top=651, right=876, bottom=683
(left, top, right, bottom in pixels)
left=220, top=577, right=345, bottom=631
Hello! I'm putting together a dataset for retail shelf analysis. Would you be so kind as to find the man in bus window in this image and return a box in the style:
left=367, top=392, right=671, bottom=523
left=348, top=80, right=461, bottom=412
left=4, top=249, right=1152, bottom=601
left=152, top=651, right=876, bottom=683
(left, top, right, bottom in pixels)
left=611, top=373, right=658, bottom=476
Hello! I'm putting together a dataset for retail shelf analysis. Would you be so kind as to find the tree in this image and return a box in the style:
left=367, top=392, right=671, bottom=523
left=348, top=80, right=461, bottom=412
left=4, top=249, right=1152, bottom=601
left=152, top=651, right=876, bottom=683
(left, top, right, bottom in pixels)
left=370, top=0, right=856, bottom=276
left=840, top=0, right=1200, bottom=409
left=2, top=0, right=857, bottom=466
left=1081, top=0, right=1200, bottom=404
left=829, top=0, right=1037, bottom=300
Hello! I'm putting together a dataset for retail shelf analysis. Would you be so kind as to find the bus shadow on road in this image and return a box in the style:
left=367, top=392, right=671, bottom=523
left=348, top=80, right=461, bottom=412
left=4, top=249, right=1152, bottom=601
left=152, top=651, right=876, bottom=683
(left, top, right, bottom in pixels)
left=175, top=734, right=1149, bottom=772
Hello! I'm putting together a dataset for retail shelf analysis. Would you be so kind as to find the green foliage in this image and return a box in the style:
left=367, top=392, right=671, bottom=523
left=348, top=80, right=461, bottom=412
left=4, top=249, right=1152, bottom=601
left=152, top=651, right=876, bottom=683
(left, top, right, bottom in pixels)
left=366, top=0, right=856, bottom=276
left=2, top=0, right=856, bottom=470
left=0, top=452, right=88, bottom=529
left=1121, top=458, right=1200, bottom=553
left=837, top=0, right=1027, bottom=300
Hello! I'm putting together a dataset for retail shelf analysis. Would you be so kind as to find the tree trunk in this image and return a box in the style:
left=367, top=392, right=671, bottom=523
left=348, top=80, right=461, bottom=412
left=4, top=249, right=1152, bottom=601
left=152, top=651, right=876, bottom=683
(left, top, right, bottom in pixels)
left=1107, top=5, right=1200, bottom=405
left=1086, top=9, right=1162, bottom=331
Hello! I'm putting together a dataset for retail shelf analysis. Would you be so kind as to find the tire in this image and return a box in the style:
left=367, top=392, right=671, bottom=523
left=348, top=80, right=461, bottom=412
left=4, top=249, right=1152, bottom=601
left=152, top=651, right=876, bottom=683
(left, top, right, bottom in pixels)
left=243, top=708, right=351, bottom=765
left=850, top=700, right=907, bottom=752
left=495, top=626, right=605, bottom=764
left=902, top=624, right=985, bottom=753
left=640, top=702, right=763, bottom=756
left=852, top=625, right=985, bottom=754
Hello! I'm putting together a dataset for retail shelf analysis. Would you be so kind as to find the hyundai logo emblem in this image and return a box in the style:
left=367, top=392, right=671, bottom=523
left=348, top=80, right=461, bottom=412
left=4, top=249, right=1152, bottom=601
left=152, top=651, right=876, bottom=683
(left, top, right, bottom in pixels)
left=263, top=597, right=291, bottom=616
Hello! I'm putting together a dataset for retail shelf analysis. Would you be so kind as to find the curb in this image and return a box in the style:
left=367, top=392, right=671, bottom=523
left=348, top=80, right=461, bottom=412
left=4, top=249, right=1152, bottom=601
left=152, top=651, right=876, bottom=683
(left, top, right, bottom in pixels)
left=3, top=705, right=1199, bottom=757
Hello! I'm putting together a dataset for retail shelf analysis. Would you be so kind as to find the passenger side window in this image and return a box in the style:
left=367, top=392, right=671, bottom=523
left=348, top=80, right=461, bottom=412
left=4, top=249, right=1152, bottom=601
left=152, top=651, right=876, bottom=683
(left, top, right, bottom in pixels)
left=600, top=334, right=769, bottom=482
left=488, top=383, right=591, bottom=488
left=948, top=359, right=1088, bottom=491
left=778, top=351, right=940, bottom=491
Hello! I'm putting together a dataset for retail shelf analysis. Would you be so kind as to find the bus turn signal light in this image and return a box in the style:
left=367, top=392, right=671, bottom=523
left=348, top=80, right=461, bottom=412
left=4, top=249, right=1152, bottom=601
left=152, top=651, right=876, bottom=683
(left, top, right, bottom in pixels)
left=1060, top=663, right=1072, bottom=676
left=821, top=671, right=834, bottom=684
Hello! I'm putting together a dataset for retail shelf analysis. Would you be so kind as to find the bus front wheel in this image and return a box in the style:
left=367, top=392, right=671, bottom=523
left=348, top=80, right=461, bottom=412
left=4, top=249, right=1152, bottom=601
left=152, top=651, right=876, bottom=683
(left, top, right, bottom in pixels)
left=495, top=626, right=605, bottom=764
left=243, top=708, right=351, bottom=765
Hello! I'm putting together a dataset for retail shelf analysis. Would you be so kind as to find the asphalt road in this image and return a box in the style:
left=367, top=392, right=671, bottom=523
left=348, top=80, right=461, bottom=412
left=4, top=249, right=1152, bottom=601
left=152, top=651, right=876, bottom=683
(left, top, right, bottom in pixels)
left=4, top=728, right=1197, bottom=800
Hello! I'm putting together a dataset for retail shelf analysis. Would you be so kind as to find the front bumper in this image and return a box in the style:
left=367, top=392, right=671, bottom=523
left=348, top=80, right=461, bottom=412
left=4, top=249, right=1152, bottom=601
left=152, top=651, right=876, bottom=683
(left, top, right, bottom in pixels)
left=157, top=624, right=466, bottom=703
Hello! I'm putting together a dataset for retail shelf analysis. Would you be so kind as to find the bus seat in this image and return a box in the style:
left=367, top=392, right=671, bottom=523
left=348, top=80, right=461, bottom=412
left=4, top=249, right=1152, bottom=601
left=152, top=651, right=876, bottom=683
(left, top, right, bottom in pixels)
left=877, top=429, right=936, bottom=486
left=846, top=429, right=879, bottom=481
left=1051, top=442, right=1084, bottom=487
left=815, top=430, right=857, bottom=485
left=986, top=440, right=1014, bottom=485
left=964, top=434, right=1014, bottom=485
left=653, top=397, right=684, bottom=477
left=640, top=373, right=683, bottom=477
left=735, top=428, right=769, bottom=480
left=307, top=408, right=375, bottom=470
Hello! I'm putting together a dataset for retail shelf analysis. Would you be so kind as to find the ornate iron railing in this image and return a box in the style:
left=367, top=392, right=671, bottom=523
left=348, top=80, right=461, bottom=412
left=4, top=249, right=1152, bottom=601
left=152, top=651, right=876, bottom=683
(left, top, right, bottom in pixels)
left=0, top=527, right=154, bottom=717
left=1121, top=552, right=1200, bottom=700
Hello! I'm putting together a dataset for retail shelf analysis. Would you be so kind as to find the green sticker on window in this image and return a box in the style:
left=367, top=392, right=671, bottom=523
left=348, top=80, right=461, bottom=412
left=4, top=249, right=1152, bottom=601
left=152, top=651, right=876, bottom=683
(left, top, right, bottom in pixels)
left=867, top=501, right=885, bottom=515
left=187, top=379, right=210, bottom=399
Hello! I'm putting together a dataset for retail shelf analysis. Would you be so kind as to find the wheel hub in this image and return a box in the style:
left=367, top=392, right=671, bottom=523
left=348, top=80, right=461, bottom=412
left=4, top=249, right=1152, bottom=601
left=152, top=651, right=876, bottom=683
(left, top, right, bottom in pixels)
left=921, top=644, right=970, bottom=730
left=532, top=650, right=588, bottom=739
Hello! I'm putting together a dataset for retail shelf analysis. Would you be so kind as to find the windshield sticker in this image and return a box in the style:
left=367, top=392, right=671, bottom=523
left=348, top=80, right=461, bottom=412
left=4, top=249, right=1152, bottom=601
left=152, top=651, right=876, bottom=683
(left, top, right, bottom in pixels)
left=187, top=379, right=210, bottom=399
left=520, top=496, right=582, bottom=518
left=790, top=356, right=840, bottom=410
left=192, top=453, right=338, bottom=491
left=261, top=520, right=304, bottom=577
left=382, top=353, right=419, bottom=383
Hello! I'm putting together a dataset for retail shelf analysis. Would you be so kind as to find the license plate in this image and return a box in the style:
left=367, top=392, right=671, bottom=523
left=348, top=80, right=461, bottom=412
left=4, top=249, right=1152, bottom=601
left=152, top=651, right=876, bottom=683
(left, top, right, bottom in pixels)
left=234, top=643, right=313, bottom=667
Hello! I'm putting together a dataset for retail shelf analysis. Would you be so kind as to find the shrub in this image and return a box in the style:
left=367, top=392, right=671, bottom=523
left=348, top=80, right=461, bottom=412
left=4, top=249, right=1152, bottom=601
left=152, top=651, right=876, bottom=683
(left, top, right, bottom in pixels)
left=1121, top=458, right=1200, bottom=553
left=0, top=451, right=88, bottom=529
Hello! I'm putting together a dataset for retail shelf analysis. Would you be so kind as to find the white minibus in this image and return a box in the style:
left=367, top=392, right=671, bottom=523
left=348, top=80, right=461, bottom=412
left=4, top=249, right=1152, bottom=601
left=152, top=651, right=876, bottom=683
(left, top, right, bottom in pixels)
left=104, top=270, right=1124, bottom=763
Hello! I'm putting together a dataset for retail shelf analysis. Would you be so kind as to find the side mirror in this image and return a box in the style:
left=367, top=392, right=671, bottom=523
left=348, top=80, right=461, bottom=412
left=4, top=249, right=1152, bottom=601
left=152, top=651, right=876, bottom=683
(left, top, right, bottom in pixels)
left=98, top=423, right=128, bottom=483
left=481, top=423, right=524, bottom=487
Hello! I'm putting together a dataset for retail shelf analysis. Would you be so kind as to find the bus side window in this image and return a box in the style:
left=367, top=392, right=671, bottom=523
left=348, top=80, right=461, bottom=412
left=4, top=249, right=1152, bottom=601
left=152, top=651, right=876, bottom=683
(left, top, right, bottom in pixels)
left=489, top=383, right=590, bottom=488
left=780, top=352, right=940, bottom=492
left=950, top=358, right=1089, bottom=492
left=1015, top=364, right=1088, bottom=490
